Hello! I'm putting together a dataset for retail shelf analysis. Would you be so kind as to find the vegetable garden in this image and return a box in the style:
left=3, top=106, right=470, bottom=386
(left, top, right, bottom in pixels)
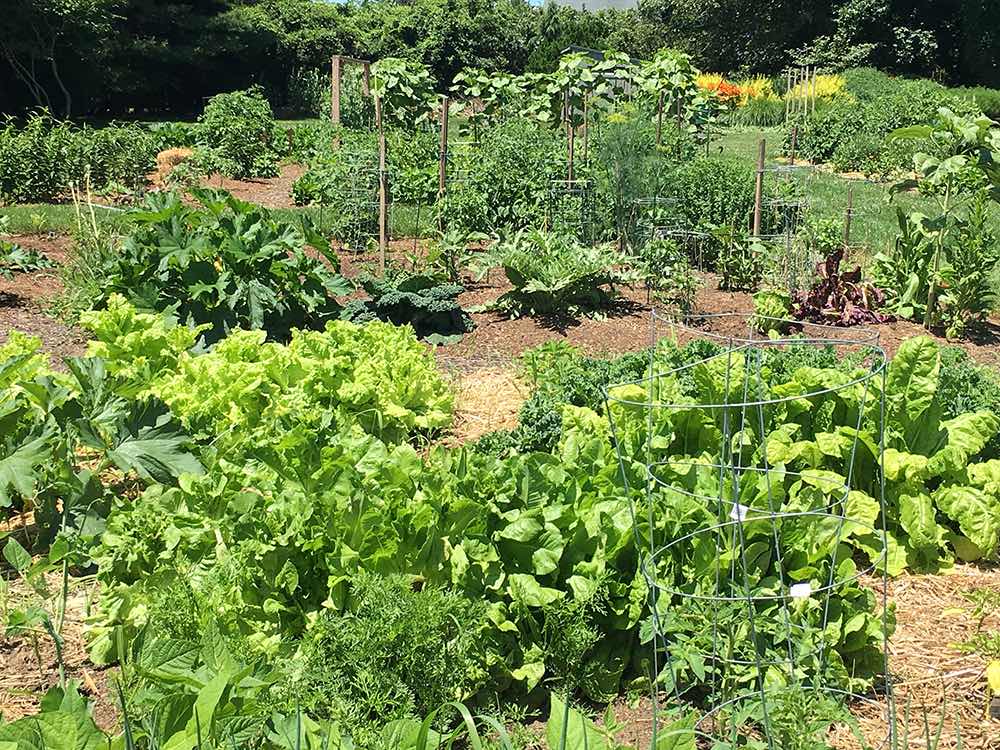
left=2, top=42, right=1000, bottom=750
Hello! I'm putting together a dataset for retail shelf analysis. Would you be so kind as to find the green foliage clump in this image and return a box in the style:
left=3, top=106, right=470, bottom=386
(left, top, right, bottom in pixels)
left=288, top=573, right=492, bottom=746
left=81, top=305, right=456, bottom=451
left=0, top=112, right=156, bottom=203
left=633, top=237, right=699, bottom=312
left=91, top=189, right=350, bottom=341
left=659, top=158, right=756, bottom=234
left=794, top=79, right=983, bottom=177
left=0, top=239, right=55, bottom=278
left=938, top=347, right=1000, bottom=460
left=483, top=230, right=630, bottom=319
left=872, top=109, right=1000, bottom=337
left=727, top=96, right=786, bottom=128
left=952, top=86, right=1000, bottom=119
left=750, top=289, right=791, bottom=334
left=442, top=120, right=566, bottom=232
left=198, top=87, right=280, bottom=179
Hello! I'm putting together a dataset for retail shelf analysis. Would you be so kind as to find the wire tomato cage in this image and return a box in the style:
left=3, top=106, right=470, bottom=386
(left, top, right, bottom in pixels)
left=604, top=310, right=894, bottom=749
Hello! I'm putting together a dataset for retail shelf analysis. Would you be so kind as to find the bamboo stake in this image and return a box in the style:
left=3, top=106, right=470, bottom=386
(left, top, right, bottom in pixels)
left=843, top=186, right=854, bottom=248
left=375, top=93, right=388, bottom=272
left=331, top=56, right=342, bottom=125
left=753, top=139, right=766, bottom=236
left=656, top=91, right=664, bottom=147
left=438, top=96, right=449, bottom=195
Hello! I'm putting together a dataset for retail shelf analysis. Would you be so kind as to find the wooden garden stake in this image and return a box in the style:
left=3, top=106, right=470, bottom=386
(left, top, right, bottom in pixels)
left=331, top=56, right=342, bottom=125
left=785, top=69, right=791, bottom=121
left=375, top=93, right=388, bottom=272
left=583, top=94, right=589, bottom=164
left=843, top=186, right=854, bottom=248
left=656, top=91, right=664, bottom=147
left=753, top=139, right=766, bottom=236
left=568, top=120, right=575, bottom=183
left=811, top=67, right=817, bottom=115
left=438, top=96, right=449, bottom=195
left=362, top=62, right=371, bottom=96
left=790, top=125, right=798, bottom=165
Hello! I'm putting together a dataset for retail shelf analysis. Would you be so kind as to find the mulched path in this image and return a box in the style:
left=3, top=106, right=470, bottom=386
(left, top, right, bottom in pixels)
left=3, top=233, right=1000, bottom=370
left=198, top=163, right=306, bottom=209
left=0, top=234, right=86, bottom=361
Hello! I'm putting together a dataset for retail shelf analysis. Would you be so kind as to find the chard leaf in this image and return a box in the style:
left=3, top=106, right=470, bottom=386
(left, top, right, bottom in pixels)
left=933, top=485, right=1000, bottom=558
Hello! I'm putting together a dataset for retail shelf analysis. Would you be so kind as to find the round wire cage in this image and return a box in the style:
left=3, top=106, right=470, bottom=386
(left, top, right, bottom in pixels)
left=604, top=311, right=893, bottom=750
left=548, top=179, right=596, bottom=245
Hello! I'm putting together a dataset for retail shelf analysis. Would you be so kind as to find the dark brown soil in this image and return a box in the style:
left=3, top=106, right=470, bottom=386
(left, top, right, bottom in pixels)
left=0, top=234, right=87, bottom=361
left=5, top=233, right=1000, bottom=371
left=199, top=163, right=306, bottom=209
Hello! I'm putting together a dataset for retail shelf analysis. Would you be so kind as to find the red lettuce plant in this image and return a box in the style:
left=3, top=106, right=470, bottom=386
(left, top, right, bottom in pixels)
left=792, top=248, right=893, bottom=326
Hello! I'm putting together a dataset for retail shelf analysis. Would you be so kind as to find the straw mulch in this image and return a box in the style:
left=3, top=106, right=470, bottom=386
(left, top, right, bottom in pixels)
left=442, top=361, right=526, bottom=445
left=829, top=565, right=1000, bottom=750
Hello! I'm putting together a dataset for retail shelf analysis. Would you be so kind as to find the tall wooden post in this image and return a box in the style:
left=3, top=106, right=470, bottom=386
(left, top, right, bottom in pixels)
left=567, top=121, right=575, bottom=183
left=438, top=96, right=449, bottom=195
left=582, top=94, right=589, bottom=164
left=361, top=62, right=371, bottom=96
left=331, top=56, right=342, bottom=125
left=375, top=93, right=388, bottom=272
left=785, top=69, right=791, bottom=122
left=656, top=92, right=664, bottom=147
left=843, top=186, right=854, bottom=248
left=753, top=139, right=766, bottom=236
left=790, top=126, right=798, bottom=165
left=812, top=66, right=818, bottom=115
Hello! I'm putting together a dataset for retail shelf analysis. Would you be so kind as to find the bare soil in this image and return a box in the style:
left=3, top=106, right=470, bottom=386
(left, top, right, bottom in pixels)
left=197, top=163, right=306, bottom=209
left=0, top=234, right=86, bottom=361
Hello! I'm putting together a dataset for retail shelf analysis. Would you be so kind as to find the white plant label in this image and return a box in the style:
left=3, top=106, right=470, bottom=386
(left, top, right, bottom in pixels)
left=730, top=503, right=750, bottom=522
left=789, top=582, right=812, bottom=600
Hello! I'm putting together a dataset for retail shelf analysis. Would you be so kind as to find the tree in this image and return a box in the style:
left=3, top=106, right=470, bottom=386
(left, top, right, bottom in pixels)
left=0, top=0, right=114, bottom=116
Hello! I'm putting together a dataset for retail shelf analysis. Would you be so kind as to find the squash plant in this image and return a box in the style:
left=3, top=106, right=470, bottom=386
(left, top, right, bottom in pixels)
left=370, top=57, right=437, bottom=127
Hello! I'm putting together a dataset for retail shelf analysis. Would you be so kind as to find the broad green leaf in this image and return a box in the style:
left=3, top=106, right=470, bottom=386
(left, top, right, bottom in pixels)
left=655, top=712, right=697, bottom=750
left=507, top=574, right=564, bottom=607
left=0, top=433, right=50, bottom=508
left=883, top=449, right=928, bottom=483
left=898, top=492, right=939, bottom=551
left=884, top=336, right=940, bottom=447
left=511, top=644, right=546, bottom=691
left=0, top=710, right=107, bottom=750
left=934, top=485, right=1000, bottom=556
left=2, top=538, right=31, bottom=573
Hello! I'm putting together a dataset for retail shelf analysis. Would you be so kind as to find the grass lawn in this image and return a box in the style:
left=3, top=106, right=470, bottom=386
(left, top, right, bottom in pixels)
left=712, top=125, right=1000, bottom=266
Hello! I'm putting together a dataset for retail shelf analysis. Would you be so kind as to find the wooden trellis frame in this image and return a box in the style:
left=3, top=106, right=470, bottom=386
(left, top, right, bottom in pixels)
left=330, top=55, right=372, bottom=126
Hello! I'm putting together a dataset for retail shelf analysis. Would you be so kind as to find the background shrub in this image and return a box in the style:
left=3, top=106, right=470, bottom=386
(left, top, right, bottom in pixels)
left=0, top=112, right=156, bottom=203
left=198, top=87, right=280, bottom=179
left=794, top=77, right=983, bottom=174
left=952, top=86, right=1000, bottom=119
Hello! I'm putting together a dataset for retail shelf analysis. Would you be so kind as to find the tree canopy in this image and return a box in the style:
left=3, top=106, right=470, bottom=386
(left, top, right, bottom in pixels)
left=0, top=0, right=996, bottom=117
